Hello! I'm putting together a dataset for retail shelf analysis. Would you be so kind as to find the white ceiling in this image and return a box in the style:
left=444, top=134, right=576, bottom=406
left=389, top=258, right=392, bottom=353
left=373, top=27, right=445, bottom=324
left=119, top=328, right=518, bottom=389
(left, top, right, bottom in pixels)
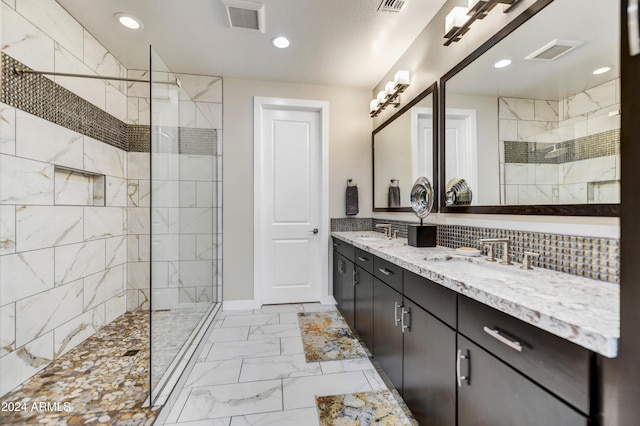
left=446, top=0, right=620, bottom=101
left=55, top=0, right=447, bottom=89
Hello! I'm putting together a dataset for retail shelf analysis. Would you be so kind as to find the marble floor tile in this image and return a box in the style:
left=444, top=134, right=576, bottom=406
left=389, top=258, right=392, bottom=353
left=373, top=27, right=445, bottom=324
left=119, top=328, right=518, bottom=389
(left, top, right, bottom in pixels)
left=247, top=323, right=300, bottom=340
left=282, top=371, right=373, bottom=410
left=167, top=419, right=231, bottom=426
left=164, top=388, right=193, bottom=424
left=221, top=313, right=279, bottom=328
left=279, top=312, right=300, bottom=324
left=239, top=353, right=321, bottom=382
left=230, top=407, right=319, bottom=426
left=364, top=369, right=388, bottom=391
left=209, top=326, right=250, bottom=343
left=280, top=336, right=304, bottom=355
left=166, top=419, right=231, bottom=426
left=219, top=309, right=255, bottom=317
left=178, top=380, right=282, bottom=421
left=184, top=360, right=243, bottom=388
left=320, top=357, right=375, bottom=374
left=206, top=338, right=281, bottom=361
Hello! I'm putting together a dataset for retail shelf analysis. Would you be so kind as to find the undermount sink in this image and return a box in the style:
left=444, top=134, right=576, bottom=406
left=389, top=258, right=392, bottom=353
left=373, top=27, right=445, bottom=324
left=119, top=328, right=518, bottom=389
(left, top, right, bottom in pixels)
left=438, top=258, right=518, bottom=281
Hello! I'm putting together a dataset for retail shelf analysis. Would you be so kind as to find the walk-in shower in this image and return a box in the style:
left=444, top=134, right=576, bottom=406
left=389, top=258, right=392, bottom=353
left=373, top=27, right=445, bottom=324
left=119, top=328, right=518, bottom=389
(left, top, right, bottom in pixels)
left=0, top=42, right=220, bottom=421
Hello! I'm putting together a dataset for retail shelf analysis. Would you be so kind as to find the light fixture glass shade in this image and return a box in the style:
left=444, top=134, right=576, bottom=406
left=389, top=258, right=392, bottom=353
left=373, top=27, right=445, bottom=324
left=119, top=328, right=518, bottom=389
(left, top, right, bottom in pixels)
left=272, top=36, right=291, bottom=48
left=384, top=81, right=395, bottom=96
left=376, top=91, right=386, bottom=104
left=393, top=70, right=410, bottom=86
left=445, top=6, right=470, bottom=34
left=370, top=99, right=379, bottom=113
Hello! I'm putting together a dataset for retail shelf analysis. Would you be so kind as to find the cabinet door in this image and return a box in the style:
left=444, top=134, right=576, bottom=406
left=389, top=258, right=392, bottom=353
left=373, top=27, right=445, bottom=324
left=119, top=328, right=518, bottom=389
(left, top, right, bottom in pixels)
left=403, top=299, right=456, bottom=426
left=373, top=278, right=403, bottom=392
left=354, top=266, right=374, bottom=351
left=341, top=258, right=355, bottom=326
left=457, top=335, right=588, bottom=426
left=332, top=251, right=343, bottom=307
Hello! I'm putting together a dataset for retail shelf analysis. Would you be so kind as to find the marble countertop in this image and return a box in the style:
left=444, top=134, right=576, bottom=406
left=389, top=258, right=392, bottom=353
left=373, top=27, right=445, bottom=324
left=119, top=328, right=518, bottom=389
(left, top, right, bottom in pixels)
left=332, top=231, right=620, bottom=358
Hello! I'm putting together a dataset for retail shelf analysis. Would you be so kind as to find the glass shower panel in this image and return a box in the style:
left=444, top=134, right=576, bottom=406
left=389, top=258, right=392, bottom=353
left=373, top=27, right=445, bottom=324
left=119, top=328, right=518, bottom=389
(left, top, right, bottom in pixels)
left=150, top=47, right=217, bottom=401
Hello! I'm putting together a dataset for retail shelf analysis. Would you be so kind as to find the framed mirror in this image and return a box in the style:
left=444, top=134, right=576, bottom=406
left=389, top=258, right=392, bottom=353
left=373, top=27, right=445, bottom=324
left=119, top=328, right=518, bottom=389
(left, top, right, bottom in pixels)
left=373, top=83, right=438, bottom=212
left=440, top=0, right=619, bottom=216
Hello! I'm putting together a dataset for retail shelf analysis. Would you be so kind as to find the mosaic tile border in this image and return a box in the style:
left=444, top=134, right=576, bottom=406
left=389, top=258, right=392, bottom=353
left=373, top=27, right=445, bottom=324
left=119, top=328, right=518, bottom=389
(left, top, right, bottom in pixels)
left=504, top=128, right=620, bottom=164
left=2, top=53, right=129, bottom=151
left=2, top=53, right=216, bottom=156
left=331, top=218, right=373, bottom=232
left=332, top=218, right=620, bottom=283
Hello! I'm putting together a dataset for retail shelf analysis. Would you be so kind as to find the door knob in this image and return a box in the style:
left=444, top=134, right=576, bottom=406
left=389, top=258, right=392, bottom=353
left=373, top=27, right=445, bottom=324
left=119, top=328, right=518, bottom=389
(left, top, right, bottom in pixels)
left=309, top=228, right=319, bottom=234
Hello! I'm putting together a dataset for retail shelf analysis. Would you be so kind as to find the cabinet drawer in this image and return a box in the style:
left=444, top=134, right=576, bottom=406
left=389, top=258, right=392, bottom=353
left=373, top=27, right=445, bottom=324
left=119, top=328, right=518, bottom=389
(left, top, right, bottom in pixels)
left=458, top=296, right=592, bottom=415
left=332, top=238, right=354, bottom=262
left=404, top=270, right=457, bottom=328
left=354, top=248, right=374, bottom=274
left=373, top=256, right=403, bottom=292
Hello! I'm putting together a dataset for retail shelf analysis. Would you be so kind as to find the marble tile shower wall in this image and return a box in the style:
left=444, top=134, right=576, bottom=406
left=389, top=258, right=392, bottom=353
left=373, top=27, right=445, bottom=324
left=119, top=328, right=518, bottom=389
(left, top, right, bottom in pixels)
left=126, top=73, right=223, bottom=311
left=0, top=0, right=129, bottom=397
left=499, top=78, right=620, bottom=205
left=0, top=0, right=224, bottom=397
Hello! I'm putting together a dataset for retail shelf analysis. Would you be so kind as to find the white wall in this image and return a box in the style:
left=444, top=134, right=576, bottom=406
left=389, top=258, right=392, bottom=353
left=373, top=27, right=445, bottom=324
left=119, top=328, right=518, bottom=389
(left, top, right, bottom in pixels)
left=223, top=78, right=371, bottom=301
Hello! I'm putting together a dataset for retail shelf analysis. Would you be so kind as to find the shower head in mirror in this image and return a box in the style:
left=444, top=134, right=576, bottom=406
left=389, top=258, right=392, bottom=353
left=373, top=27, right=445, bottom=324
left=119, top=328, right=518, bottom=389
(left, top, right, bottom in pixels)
left=445, top=178, right=472, bottom=206
left=410, top=177, right=434, bottom=219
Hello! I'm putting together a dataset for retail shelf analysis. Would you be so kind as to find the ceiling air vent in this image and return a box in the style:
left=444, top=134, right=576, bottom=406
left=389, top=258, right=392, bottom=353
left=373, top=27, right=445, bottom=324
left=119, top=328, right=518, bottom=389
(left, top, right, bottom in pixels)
left=222, top=0, right=265, bottom=33
left=525, top=39, right=584, bottom=61
left=378, top=0, right=407, bottom=12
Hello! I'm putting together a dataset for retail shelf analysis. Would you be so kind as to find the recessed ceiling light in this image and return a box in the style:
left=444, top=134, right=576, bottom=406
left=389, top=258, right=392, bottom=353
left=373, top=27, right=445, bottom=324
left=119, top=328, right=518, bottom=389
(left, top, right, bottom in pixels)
left=114, top=13, right=143, bottom=30
left=592, top=66, right=612, bottom=75
left=272, top=36, right=290, bottom=49
left=494, top=59, right=512, bottom=69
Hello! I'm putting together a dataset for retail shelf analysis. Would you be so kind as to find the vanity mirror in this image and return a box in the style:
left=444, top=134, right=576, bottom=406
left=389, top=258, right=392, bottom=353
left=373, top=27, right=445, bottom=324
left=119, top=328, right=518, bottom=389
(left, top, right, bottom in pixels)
left=440, top=0, right=619, bottom=216
left=373, top=83, right=438, bottom=212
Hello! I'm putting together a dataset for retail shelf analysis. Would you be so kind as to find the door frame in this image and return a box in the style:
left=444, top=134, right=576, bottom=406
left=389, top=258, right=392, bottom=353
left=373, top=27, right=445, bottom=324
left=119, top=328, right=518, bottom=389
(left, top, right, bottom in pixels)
left=253, top=97, right=330, bottom=308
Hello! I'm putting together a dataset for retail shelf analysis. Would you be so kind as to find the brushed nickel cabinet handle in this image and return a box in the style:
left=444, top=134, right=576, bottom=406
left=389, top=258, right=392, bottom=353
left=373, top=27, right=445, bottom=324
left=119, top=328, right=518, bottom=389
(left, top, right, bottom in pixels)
left=378, top=268, right=392, bottom=275
left=394, top=301, right=401, bottom=326
left=357, top=256, right=368, bottom=262
left=483, top=326, right=523, bottom=352
left=401, top=307, right=410, bottom=333
left=457, top=349, right=469, bottom=388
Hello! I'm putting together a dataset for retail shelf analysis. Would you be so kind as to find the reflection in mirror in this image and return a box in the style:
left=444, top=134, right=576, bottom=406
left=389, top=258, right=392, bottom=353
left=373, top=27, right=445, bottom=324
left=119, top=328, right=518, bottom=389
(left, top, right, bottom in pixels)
left=373, top=88, right=436, bottom=210
left=443, top=0, right=619, bottom=210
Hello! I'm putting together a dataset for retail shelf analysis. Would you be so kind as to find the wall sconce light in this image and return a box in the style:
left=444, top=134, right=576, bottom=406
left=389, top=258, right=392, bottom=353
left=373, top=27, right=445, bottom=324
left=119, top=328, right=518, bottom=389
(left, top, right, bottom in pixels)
left=444, top=0, right=521, bottom=46
left=370, top=70, right=410, bottom=117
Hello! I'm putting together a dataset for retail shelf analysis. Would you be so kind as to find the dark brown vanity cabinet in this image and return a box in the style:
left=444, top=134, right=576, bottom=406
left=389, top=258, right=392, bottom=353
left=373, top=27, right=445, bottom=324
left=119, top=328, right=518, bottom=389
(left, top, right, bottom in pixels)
left=373, top=277, right=405, bottom=391
left=332, top=238, right=596, bottom=426
left=457, top=296, right=591, bottom=426
left=457, top=335, right=588, bottom=426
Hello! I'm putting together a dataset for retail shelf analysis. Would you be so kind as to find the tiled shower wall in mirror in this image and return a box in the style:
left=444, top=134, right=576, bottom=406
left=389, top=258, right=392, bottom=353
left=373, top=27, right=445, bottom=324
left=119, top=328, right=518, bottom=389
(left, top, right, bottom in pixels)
left=499, top=78, right=620, bottom=205
left=0, top=0, right=223, bottom=398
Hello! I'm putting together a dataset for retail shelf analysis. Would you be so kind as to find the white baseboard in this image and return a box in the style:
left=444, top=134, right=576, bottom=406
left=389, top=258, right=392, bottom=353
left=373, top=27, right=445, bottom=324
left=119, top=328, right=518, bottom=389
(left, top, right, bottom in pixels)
left=223, top=299, right=255, bottom=311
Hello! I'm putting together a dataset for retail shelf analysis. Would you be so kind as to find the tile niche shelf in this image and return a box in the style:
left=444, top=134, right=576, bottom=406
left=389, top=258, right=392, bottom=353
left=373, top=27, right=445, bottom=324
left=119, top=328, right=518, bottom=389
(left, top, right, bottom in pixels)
left=53, top=165, right=106, bottom=207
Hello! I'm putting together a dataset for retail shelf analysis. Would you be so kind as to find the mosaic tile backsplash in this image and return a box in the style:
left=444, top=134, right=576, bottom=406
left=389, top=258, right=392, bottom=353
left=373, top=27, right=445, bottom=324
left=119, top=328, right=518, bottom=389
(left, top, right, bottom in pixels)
left=332, top=218, right=619, bottom=284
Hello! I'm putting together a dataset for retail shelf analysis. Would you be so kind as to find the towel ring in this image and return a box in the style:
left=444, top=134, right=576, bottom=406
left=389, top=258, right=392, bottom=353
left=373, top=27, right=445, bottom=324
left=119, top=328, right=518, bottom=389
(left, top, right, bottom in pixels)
left=390, top=179, right=399, bottom=187
left=347, top=179, right=356, bottom=187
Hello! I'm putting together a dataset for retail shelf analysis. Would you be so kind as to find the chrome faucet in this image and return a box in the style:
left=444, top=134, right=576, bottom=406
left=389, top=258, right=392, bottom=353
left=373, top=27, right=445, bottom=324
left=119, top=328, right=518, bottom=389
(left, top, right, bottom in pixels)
left=376, top=223, right=392, bottom=238
left=521, top=251, right=540, bottom=270
left=478, top=238, right=511, bottom=265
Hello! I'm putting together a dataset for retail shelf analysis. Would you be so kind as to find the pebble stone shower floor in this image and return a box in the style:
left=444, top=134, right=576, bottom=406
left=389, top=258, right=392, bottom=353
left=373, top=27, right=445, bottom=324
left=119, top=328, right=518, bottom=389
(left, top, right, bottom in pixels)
left=0, top=311, right=156, bottom=425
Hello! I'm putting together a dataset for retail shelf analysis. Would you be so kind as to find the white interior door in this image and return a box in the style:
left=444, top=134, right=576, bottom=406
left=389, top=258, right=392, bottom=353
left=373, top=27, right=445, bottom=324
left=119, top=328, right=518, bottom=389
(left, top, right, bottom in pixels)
left=255, top=99, right=328, bottom=306
left=445, top=109, right=477, bottom=194
left=411, top=107, right=433, bottom=183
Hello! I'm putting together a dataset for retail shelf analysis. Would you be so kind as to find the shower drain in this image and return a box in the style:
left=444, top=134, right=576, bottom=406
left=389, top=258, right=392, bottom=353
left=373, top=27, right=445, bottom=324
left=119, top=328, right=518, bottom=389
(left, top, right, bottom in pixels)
left=122, top=349, right=140, bottom=357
